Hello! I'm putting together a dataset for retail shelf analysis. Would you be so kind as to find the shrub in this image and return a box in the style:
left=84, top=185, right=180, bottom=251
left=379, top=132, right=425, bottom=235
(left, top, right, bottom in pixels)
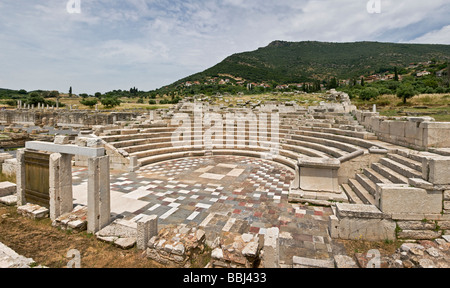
left=359, top=87, right=380, bottom=101
left=80, top=98, right=98, bottom=108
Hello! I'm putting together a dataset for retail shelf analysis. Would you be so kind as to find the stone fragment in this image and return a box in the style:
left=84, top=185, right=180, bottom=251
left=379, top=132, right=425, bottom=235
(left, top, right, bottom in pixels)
left=293, top=256, right=335, bottom=268
left=334, top=255, right=358, bottom=268
left=211, top=248, right=224, bottom=260
left=426, top=247, right=441, bottom=258
left=114, top=237, right=136, bottom=250
left=418, top=258, right=435, bottom=268
left=242, top=242, right=259, bottom=258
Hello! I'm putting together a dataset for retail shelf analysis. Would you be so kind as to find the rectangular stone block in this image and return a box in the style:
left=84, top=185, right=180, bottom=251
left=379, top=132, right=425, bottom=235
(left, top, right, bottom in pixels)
left=389, top=121, right=406, bottom=139
left=336, top=217, right=396, bottom=241
left=428, top=156, right=450, bottom=185
left=298, top=158, right=340, bottom=193
left=0, top=182, right=16, bottom=197
left=397, top=230, right=442, bottom=240
left=263, top=227, right=279, bottom=268
left=396, top=220, right=436, bottom=231
left=376, top=184, right=442, bottom=215
left=26, top=141, right=105, bottom=157
left=293, top=256, right=335, bottom=268
left=137, top=215, right=158, bottom=250
left=87, top=156, right=111, bottom=233
left=421, top=122, right=450, bottom=148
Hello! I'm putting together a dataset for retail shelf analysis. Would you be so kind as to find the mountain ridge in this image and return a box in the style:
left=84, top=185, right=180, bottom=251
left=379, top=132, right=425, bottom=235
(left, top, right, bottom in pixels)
left=165, top=40, right=450, bottom=89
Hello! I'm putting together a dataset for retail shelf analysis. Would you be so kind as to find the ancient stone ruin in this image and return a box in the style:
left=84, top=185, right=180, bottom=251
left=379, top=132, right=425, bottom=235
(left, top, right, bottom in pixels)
left=1, top=90, right=449, bottom=268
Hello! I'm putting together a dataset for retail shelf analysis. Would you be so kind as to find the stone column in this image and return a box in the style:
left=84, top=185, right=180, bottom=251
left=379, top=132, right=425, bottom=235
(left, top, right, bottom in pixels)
left=49, top=153, right=73, bottom=220
left=129, top=156, right=139, bottom=172
left=87, top=155, right=110, bottom=233
left=137, top=215, right=158, bottom=250
left=263, top=227, right=279, bottom=268
left=16, top=149, right=26, bottom=206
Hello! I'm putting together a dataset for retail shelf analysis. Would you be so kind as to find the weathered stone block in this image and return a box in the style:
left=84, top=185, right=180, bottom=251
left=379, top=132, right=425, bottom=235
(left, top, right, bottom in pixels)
left=0, top=182, right=16, bottom=197
left=337, top=217, right=396, bottom=241
left=376, top=184, right=442, bottom=215
left=298, top=158, right=340, bottom=193
left=137, top=215, right=158, bottom=250
left=293, top=256, right=335, bottom=268
left=397, top=230, right=442, bottom=240
left=428, top=156, right=450, bottom=185
left=263, top=227, right=279, bottom=268
left=396, top=221, right=436, bottom=231
left=334, top=255, right=358, bottom=268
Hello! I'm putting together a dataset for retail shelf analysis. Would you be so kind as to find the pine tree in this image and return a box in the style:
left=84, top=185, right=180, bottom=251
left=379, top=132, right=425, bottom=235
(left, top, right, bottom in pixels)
left=361, top=77, right=365, bottom=87
left=447, top=62, right=450, bottom=87
left=394, top=67, right=399, bottom=82
left=69, top=86, right=73, bottom=97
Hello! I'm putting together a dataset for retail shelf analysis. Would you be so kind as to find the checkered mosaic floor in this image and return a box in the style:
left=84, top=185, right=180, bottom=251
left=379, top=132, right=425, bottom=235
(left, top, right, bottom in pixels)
left=72, top=155, right=336, bottom=265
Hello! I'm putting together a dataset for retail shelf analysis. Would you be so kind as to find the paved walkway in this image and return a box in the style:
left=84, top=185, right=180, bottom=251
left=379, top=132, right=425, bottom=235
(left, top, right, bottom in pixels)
left=72, top=155, right=340, bottom=265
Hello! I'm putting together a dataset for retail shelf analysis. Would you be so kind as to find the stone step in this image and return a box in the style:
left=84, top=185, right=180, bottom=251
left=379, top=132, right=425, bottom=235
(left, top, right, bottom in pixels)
left=341, top=184, right=364, bottom=204
left=293, top=129, right=385, bottom=149
left=282, top=143, right=329, bottom=158
left=387, top=153, right=422, bottom=173
left=371, top=163, right=409, bottom=184
left=291, top=133, right=360, bottom=154
left=355, top=173, right=377, bottom=196
left=379, top=157, right=422, bottom=179
left=363, top=168, right=392, bottom=185
left=289, top=136, right=346, bottom=158
left=348, top=179, right=377, bottom=206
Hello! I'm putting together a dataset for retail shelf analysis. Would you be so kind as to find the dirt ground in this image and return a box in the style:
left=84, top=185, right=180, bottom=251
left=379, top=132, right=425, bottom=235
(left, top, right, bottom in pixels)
left=0, top=204, right=169, bottom=268
left=1, top=203, right=406, bottom=269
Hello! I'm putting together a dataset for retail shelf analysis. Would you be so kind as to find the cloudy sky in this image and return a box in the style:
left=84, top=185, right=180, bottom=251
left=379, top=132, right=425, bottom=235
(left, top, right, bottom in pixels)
left=0, top=0, right=449, bottom=94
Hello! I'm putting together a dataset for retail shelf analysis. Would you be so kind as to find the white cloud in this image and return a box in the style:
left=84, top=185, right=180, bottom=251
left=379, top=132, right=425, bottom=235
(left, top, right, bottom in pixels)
left=409, top=25, right=450, bottom=44
left=0, top=0, right=449, bottom=94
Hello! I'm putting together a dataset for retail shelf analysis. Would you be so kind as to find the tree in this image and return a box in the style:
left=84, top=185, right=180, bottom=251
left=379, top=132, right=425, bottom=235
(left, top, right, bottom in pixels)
left=80, top=98, right=98, bottom=108
left=69, top=86, right=73, bottom=98
left=327, top=77, right=338, bottom=89
left=361, top=77, right=365, bottom=87
left=100, top=96, right=121, bottom=109
left=49, top=90, right=60, bottom=98
left=26, top=92, right=46, bottom=106
left=396, top=83, right=418, bottom=104
left=95, top=92, right=102, bottom=98
left=359, top=87, right=380, bottom=101
left=394, top=67, right=399, bottom=82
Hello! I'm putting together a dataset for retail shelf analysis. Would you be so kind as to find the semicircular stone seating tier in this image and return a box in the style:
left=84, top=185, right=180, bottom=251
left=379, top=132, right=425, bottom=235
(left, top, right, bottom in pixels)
left=99, top=109, right=386, bottom=171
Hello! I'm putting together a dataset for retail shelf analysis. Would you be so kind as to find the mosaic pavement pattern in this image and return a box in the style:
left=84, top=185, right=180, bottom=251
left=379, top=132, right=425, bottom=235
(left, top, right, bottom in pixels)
left=72, top=155, right=337, bottom=265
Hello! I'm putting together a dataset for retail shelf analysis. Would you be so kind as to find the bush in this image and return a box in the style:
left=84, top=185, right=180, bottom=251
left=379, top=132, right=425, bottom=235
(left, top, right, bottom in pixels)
left=148, top=99, right=156, bottom=105
left=80, top=98, right=98, bottom=108
left=359, top=87, right=380, bottom=101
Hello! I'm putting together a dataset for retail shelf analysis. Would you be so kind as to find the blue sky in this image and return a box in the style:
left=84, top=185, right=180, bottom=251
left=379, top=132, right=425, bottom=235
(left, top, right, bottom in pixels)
left=0, top=0, right=449, bottom=94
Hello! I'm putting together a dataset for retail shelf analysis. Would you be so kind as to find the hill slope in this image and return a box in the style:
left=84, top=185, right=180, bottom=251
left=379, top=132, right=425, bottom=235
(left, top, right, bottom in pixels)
left=171, top=41, right=450, bottom=86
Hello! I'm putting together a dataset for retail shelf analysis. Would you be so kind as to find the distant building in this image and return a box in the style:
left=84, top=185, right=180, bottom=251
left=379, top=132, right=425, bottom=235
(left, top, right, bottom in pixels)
left=416, top=71, right=431, bottom=77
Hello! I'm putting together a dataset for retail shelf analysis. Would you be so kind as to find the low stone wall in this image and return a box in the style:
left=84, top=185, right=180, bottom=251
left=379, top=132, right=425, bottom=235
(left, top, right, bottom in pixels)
left=354, top=111, right=450, bottom=150
left=0, top=110, right=138, bottom=128
left=146, top=224, right=207, bottom=268
left=210, top=232, right=262, bottom=268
